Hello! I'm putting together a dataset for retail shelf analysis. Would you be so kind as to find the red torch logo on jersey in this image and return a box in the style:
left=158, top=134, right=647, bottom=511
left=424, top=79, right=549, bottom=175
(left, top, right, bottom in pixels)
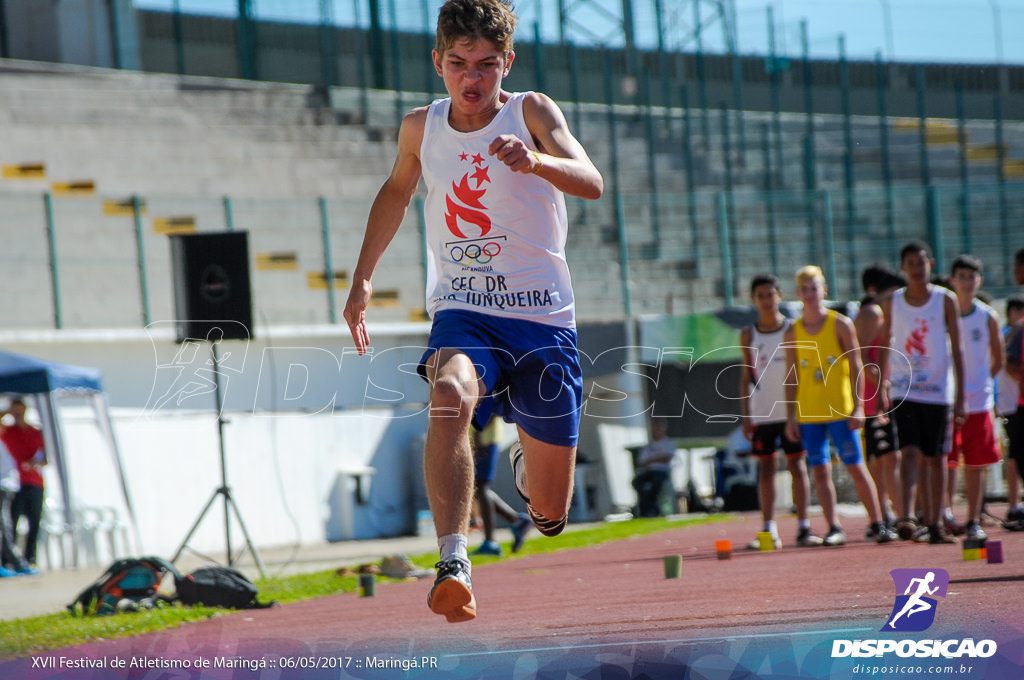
left=905, top=319, right=929, bottom=356
left=445, top=152, right=492, bottom=238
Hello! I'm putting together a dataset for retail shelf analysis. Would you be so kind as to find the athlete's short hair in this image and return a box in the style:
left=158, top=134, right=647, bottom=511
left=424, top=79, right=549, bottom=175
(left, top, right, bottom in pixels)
left=1015, top=248, right=1024, bottom=267
left=795, top=265, right=824, bottom=286
left=900, top=240, right=932, bottom=263
left=436, top=0, right=517, bottom=57
left=931, top=273, right=953, bottom=291
left=881, top=270, right=907, bottom=293
left=861, top=263, right=892, bottom=293
left=749, top=273, right=781, bottom=296
left=1006, top=294, right=1024, bottom=317
left=951, top=254, right=982, bottom=276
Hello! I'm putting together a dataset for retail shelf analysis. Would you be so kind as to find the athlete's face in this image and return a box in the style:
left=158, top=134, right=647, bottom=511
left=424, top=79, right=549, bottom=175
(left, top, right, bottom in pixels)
left=951, top=267, right=981, bottom=300
left=900, top=250, right=932, bottom=284
left=434, top=38, right=513, bottom=116
left=1008, top=307, right=1024, bottom=327
left=796, top=276, right=826, bottom=307
left=751, top=283, right=781, bottom=315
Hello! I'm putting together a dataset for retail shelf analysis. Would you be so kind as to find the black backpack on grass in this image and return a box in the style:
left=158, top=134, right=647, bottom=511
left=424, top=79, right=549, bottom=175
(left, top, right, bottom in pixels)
left=175, top=565, right=275, bottom=610
left=68, top=556, right=179, bottom=616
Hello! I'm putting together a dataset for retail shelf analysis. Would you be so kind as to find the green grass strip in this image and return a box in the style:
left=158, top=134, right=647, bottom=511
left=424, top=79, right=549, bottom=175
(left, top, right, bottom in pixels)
left=1, top=514, right=726, bottom=660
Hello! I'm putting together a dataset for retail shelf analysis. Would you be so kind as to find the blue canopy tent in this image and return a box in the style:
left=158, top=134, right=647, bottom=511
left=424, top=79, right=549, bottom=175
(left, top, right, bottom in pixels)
left=0, top=350, right=138, bottom=567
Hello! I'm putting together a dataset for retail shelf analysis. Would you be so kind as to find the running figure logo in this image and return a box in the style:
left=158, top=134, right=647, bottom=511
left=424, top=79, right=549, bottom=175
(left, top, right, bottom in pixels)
left=882, top=568, right=949, bottom=632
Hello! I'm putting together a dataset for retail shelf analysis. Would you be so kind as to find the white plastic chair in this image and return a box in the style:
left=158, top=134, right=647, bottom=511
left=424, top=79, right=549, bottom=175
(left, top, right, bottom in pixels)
left=36, top=500, right=73, bottom=571
left=73, top=506, right=106, bottom=567
left=99, top=506, right=131, bottom=558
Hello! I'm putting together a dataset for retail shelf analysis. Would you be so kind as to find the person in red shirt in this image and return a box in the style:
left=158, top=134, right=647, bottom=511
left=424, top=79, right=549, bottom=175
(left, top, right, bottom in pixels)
left=1, top=398, right=46, bottom=566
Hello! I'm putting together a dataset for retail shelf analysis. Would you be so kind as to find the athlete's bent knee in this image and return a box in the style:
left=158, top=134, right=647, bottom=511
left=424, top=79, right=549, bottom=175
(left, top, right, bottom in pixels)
left=429, top=376, right=475, bottom=415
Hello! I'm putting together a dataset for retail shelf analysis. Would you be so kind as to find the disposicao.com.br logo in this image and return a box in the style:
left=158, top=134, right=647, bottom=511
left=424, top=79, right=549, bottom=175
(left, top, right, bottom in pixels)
left=832, top=568, right=998, bottom=660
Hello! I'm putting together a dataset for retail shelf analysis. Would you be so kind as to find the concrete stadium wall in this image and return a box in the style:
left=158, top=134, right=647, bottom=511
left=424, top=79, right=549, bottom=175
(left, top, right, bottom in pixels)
left=2, top=320, right=653, bottom=561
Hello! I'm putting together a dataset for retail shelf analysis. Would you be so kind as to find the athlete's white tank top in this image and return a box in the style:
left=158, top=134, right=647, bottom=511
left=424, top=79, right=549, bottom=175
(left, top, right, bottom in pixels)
left=889, top=286, right=954, bottom=405
left=960, top=301, right=995, bottom=413
left=747, top=319, right=790, bottom=424
left=420, top=92, right=574, bottom=328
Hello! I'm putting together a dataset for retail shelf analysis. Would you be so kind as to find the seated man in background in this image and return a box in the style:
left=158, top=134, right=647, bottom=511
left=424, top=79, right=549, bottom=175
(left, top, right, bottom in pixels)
left=632, top=418, right=676, bottom=517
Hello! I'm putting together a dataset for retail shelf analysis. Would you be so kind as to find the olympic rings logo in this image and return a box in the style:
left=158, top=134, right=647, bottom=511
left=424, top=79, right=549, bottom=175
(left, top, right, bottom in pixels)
left=450, top=241, right=502, bottom=264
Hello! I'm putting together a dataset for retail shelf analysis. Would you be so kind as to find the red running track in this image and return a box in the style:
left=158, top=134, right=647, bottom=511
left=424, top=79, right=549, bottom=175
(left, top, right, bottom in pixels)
left=4, top=512, right=1023, bottom=679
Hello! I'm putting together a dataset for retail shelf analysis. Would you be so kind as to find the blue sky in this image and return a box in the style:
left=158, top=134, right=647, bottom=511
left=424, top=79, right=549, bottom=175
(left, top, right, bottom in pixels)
left=135, top=0, right=1024, bottom=65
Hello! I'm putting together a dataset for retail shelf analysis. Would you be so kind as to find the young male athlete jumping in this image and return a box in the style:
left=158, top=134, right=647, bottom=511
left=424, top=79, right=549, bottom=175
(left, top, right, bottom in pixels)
left=343, top=0, right=603, bottom=623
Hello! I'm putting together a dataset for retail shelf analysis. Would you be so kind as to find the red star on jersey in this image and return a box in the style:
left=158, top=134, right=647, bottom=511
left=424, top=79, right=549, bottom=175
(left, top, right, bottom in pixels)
left=459, top=152, right=469, bottom=161
left=471, top=153, right=485, bottom=165
left=471, top=165, right=490, bottom=187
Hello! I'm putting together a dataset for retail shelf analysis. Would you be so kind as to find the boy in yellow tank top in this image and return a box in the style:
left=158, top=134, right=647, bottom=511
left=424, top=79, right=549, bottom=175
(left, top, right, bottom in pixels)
left=784, top=266, right=895, bottom=545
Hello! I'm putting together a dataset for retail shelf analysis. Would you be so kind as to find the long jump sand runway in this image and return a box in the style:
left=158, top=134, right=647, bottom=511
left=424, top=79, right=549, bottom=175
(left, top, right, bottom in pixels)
left=3, top=512, right=1022, bottom=679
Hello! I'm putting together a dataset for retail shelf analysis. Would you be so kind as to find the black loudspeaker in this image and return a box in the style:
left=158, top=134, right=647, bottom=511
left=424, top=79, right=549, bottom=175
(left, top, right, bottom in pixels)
left=170, top=231, right=254, bottom=343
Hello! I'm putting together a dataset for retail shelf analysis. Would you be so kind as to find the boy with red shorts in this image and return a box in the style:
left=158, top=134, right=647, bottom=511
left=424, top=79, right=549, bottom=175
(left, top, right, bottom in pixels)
left=948, top=255, right=1003, bottom=540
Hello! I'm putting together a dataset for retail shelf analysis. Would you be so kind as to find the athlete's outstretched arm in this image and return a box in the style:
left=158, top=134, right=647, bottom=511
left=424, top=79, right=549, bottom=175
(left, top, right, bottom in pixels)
left=783, top=325, right=802, bottom=444
left=738, top=326, right=756, bottom=440
left=836, top=314, right=866, bottom=430
left=875, top=296, right=895, bottom=414
left=489, top=91, right=603, bottom=200
left=942, top=290, right=967, bottom=422
left=344, top=109, right=426, bottom=354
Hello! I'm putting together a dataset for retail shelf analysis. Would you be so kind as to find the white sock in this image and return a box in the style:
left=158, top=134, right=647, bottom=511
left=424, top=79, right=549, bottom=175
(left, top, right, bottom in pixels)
left=438, top=534, right=470, bottom=568
left=798, top=519, right=811, bottom=531
left=764, top=520, right=778, bottom=537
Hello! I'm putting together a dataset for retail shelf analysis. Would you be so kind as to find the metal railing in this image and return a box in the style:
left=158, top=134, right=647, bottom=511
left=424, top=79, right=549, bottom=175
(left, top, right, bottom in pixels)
left=2, top=180, right=1020, bottom=332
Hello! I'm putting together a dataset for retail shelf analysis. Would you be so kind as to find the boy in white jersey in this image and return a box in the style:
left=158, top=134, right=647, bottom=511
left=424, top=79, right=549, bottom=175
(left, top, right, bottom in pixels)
left=739, top=274, right=821, bottom=549
left=343, top=0, right=603, bottom=623
left=877, top=241, right=967, bottom=545
left=948, top=255, right=1003, bottom=540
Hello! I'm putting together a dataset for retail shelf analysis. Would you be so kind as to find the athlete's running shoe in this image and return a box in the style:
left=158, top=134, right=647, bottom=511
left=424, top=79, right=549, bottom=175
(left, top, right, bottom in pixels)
left=509, top=441, right=529, bottom=503
left=964, top=521, right=987, bottom=541
left=472, top=540, right=503, bottom=557
left=823, top=526, right=847, bottom=547
left=927, top=525, right=959, bottom=545
left=796, top=528, right=823, bottom=547
left=870, top=521, right=897, bottom=544
left=942, top=516, right=965, bottom=537
left=510, top=513, right=532, bottom=553
left=895, top=517, right=918, bottom=541
left=427, top=560, right=477, bottom=623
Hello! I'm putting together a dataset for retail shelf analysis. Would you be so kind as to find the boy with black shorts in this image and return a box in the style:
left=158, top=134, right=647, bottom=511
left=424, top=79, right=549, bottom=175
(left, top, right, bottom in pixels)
left=343, top=0, right=603, bottom=622
left=996, top=295, right=1024, bottom=522
left=739, top=274, right=821, bottom=549
left=854, top=264, right=906, bottom=536
left=1003, top=249, right=1024, bottom=525
left=877, top=241, right=967, bottom=545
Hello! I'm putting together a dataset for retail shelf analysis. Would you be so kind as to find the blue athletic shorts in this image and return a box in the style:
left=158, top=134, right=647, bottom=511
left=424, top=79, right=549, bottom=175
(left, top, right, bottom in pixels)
left=474, top=443, right=500, bottom=482
left=800, top=420, right=864, bottom=467
left=417, top=309, right=583, bottom=447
